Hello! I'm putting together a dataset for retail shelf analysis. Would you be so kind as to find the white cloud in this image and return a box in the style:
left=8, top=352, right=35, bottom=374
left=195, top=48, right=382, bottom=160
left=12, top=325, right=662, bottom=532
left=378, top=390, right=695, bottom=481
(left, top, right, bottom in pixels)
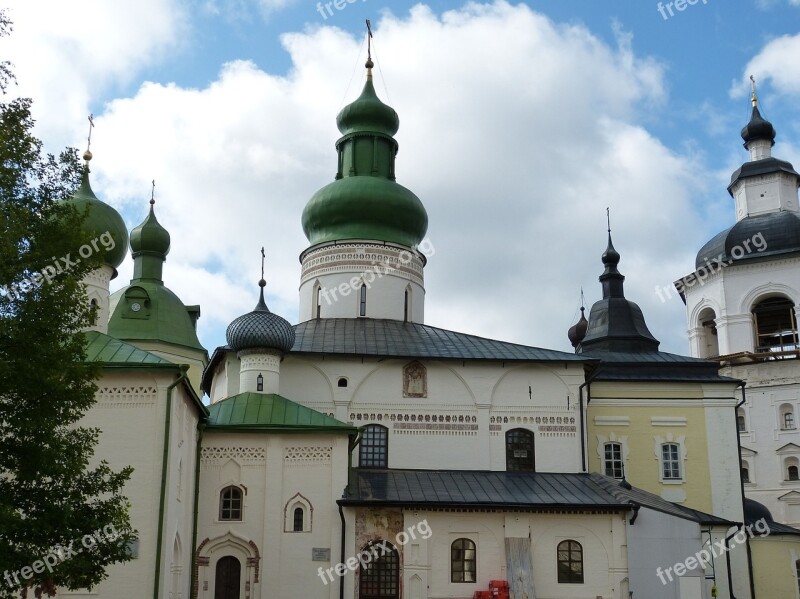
left=6, top=1, right=723, bottom=356
left=734, top=33, right=800, bottom=98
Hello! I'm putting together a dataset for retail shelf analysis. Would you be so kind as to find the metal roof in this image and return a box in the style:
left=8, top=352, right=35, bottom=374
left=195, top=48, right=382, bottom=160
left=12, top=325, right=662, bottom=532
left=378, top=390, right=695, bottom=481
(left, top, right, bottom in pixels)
left=207, top=392, right=356, bottom=433
left=84, top=330, right=174, bottom=366
left=291, top=318, right=588, bottom=362
left=341, top=469, right=625, bottom=509
left=580, top=350, right=738, bottom=383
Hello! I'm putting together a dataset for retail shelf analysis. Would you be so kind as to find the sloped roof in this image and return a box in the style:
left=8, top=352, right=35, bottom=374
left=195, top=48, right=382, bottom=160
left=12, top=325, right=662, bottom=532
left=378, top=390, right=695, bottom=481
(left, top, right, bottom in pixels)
left=84, top=330, right=175, bottom=367
left=206, top=392, right=356, bottom=433
left=292, top=318, right=588, bottom=362
left=581, top=350, right=739, bottom=383
left=340, top=469, right=736, bottom=527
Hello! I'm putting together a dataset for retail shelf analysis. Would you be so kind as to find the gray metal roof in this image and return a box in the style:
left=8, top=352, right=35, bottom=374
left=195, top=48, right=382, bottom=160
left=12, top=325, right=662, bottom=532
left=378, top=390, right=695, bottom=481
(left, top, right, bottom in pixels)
left=291, top=318, right=589, bottom=362
left=340, top=469, right=626, bottom=510
left=580, top=350, right=739, bottom=383
left=341, top=469, right=737, bottom=527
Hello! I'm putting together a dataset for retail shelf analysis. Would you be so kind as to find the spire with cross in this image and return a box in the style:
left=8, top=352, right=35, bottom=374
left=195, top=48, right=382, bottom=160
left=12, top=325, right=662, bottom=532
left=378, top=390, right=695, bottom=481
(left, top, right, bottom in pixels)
left=84, top=114, right=95, bottom=163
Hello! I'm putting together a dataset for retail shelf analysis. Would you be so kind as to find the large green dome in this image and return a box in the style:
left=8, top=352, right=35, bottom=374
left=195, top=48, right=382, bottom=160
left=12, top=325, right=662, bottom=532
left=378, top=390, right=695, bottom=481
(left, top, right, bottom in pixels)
left=70, top=167, right=128, bottom=271
left=302, top=66, right=428, bottom=248
left=302, top=176, right=427, bottom=247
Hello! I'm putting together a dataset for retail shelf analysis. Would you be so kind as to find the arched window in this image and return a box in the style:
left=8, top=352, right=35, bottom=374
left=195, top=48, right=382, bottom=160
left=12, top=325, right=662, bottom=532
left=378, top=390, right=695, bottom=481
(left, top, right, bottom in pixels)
left=781, top=404, right=795, bottom=430
left=219, top=486, right=243, bottom=521
left=215, top=556, right=241, bottom=599
left=337, top=377, right=348, bottom=388
left=313, top=283, right=322, bottom=319
left=557, top=540, right=583, bottom=584
left=752, top=296, right=799, bottom=353
left=293, top=507, right=304, bottom=532
left=359, top=424, right=388, bottom=468
left=359, top=541, right=399, bottom=599
left=404, top=287, right=412, bottom=322
left=603, top=442, right=623, bottom=478
left=697, top=307, right=719, bottom=358
left=451, top=538, right=476, bottom=583
left=737, top=408, right=747, bottom=432
left=787, top=457, right=800, bottom=481
left=359, top=284, right=367, bottom=317
left=741, top=460, right=750, bottom=483
left=661, top=443, right=682, bottom=480
left=506, top=428, right=535, bottom=471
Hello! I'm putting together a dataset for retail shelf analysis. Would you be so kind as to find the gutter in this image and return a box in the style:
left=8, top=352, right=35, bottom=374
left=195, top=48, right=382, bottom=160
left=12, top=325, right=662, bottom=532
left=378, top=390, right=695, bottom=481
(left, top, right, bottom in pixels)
left=578, top=366, right=601, bottom=472
left=735, top=381, right=756, bottom=599
left=190, top=421, right=206, bottom=599
left=725, top=526, right=741, bottom=599
left=338, top=504, right=346, bottom=599
left=153, top=365, right=189, bottom=599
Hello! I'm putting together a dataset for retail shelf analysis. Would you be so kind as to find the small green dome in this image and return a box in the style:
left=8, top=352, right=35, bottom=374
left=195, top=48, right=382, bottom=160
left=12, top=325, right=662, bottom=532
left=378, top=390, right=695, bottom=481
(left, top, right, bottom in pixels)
left=336, top=78, right=399, bottom=137
left=70, top=168, right=128, bottom=271
left=130, top=201, right=170, bottom=258
left=302, top=176, right=428, bottom=247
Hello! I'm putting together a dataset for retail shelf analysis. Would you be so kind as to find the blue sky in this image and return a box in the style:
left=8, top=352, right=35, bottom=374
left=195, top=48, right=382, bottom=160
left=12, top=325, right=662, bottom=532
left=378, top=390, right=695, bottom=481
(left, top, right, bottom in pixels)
left=2, top=0, right=799, bottom=359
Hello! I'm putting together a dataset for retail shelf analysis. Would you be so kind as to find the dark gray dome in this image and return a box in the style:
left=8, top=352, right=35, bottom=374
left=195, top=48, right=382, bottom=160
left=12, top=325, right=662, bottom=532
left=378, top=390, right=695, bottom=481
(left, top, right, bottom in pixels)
left=226, top=282, right=295, bottom=354
left=744, top=498, right=774, bottom=526
left=696, top=211, right=800, bottom=269
left=567, top=307, right=588, bottom=349
left=741, top=105, right=776, bottom=147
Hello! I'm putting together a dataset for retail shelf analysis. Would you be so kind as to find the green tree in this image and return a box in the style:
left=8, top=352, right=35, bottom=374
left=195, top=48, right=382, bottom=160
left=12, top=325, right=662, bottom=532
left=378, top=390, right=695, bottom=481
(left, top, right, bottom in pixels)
left=0, top=12, right=135, bottom=598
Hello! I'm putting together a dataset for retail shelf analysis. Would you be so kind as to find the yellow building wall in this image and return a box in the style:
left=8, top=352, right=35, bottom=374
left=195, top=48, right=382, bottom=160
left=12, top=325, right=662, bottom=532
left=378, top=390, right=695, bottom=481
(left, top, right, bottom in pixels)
left=751, top=537, right=800, bottom=598
left=587, top=382, right=714, bottom=514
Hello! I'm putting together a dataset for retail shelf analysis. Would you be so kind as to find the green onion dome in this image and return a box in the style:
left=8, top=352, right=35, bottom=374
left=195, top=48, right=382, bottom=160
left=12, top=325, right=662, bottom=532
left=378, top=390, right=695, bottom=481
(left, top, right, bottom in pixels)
left=130, top=200, right=170, bottom=258
left=301, top=65, right=428, bottom=248
left=69, top=162, right=128, bottom=273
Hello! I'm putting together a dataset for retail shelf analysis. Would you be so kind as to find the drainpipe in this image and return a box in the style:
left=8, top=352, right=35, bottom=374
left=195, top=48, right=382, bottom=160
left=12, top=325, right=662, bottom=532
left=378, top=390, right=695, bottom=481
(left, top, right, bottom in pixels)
left=338, top=504, right=346, bottom=599
left=190, top=421, right=206, bottom=599
left=725, top=526, right=742, bottom=599
left=734, top=381, right=756, bottom=599
left=578, top=368, right=600, bottom=473
left=153, top=366, right=189, bottom=599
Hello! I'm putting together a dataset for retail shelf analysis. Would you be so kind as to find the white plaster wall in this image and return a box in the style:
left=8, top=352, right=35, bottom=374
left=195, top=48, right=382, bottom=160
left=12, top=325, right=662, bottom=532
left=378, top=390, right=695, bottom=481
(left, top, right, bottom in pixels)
left=196, top=432, right=350, bottom=599
left=278, top=355, right=584, bottom=472
left=59, top=371, right=201, bottom=599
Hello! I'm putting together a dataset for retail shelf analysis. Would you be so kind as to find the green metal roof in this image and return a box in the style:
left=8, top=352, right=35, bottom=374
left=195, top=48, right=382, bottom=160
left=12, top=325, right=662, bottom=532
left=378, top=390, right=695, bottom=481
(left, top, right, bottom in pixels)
left=207, top=392, right=355, bottom=433
left=84, top=330, right=176, bottom=367
left=108, top=281, right=206, bottom=352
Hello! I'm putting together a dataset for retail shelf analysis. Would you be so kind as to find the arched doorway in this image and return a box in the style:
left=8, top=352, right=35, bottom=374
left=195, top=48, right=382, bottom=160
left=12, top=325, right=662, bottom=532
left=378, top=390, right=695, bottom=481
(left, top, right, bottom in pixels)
left=215, top=556, right=241, bottom=599
left=359, top=541, right=400, bottom=599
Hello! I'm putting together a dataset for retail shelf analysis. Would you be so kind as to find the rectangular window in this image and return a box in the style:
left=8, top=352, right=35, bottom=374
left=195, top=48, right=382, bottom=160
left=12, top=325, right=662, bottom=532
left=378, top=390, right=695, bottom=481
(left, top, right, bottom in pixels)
left=662, top=443, right=681, bottom=480
left=604, top=443, right=623, bottom=478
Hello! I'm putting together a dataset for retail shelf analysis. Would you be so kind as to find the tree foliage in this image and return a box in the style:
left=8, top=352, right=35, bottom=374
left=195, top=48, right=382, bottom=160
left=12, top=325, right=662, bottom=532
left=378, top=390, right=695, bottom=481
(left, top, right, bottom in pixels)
left=0, top=11, right=135, bottom=598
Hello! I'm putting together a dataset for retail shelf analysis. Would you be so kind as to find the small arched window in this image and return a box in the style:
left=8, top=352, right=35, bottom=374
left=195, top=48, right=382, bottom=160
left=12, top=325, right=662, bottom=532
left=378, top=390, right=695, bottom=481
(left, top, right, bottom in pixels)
left=293, top=507, right=304, bottom=532
left=359, top=424, right=388, bottom=468
left=337, top=377, right=348, bottom=388
left=697, top=307, right=719, bottom=358
left=506, top=428, right=535, bottom=471
left=557, top=540, right=584, bottom=584
left=737, top=408, right=747, bottom=432
left=741, top=460, right=750, bottom=484
left=786, top=457, right=800, bottom=481
left=450, top=538, right=476, bottom=583
left=219, top=486, right=243, bottom=521
left=313, top=283, right=322, bottom=319
left=781, top=403, right=795, bottom=430
left=359, top=284, right=367, bottom=317
left=752, top=296, right=799, bottom=353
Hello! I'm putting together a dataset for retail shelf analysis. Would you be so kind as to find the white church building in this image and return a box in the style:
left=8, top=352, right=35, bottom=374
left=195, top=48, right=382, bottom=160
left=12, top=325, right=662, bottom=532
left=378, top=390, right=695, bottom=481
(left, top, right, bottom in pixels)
left=53, top=56, right=800, bottom=599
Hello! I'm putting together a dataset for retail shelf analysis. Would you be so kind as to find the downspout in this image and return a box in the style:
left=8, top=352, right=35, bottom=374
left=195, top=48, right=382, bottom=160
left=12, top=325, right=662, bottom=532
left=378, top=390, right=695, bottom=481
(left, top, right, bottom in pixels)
left=338, top=504, right=346, bottom=599
left=725, top=526, right=742, bottom=599
left=153, top=366, right=189, bottom=599
left=190, top=421, right=206, bottom=599
left=578, top=367, right=600, bottom=473
left=735, top=381, right=756, bottom=599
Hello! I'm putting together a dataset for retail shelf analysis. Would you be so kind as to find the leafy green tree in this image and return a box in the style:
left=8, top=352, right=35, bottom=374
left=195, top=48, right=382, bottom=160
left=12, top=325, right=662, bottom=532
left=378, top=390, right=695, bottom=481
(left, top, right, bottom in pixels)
left=0, top=12, right=135, bottom=598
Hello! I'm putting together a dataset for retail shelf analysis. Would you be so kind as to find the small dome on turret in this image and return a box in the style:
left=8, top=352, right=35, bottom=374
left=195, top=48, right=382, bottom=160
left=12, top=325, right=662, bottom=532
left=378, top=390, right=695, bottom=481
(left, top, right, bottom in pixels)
left=69, top=164, right=128, bottom=273
left=568, top=307, right=588, bottom=349
left=130, top=200, right=170, bottom=258
left=336, top=62, right=400, bottom=137
left=226, top=280, right=296, bottom=354
left=741, top=104, right=776, bottom=147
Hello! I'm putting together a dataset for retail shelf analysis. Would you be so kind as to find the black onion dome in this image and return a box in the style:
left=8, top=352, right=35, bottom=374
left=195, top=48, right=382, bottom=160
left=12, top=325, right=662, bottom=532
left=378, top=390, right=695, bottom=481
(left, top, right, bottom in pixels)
left=741, top=105, right=776, bottom=147
left=744, top=498, right=774, bottom=526
left=696, top=211, right=800, bottom=269
left=568, top=307, right=588, bottom=349
left=226, top=281, right=295, bottom=354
